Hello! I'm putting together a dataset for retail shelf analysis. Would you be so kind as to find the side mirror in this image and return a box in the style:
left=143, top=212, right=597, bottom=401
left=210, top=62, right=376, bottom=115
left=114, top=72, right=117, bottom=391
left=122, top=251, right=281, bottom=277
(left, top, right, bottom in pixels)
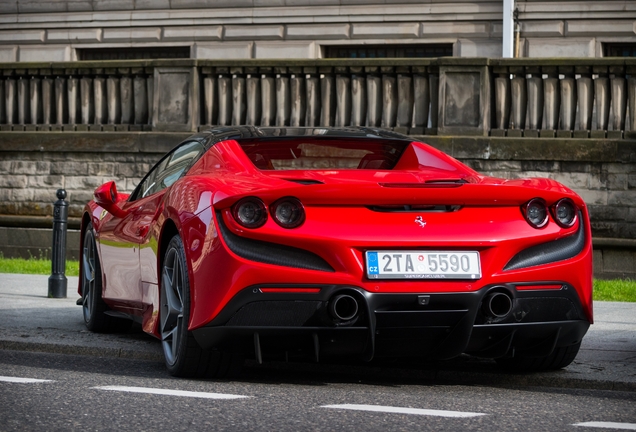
left=94, top=181, right=128, bottom=218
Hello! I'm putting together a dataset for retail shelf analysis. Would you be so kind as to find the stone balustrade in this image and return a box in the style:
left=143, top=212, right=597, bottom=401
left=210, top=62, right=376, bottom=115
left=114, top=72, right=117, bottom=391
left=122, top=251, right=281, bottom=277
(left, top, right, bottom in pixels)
left=1, top=58, right=634, bottom=137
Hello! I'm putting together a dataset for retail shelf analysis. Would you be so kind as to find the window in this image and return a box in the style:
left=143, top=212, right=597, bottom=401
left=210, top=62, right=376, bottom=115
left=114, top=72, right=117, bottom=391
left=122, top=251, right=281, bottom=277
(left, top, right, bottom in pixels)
left=604, top=43, right=636, bottom=57
left=77, top=47, right=190, bottom=61
left=132, top=141, right=204, bottom=200
left=238, top=138, right=408, bottom=170
left=324, top=44, right=453, bottom=59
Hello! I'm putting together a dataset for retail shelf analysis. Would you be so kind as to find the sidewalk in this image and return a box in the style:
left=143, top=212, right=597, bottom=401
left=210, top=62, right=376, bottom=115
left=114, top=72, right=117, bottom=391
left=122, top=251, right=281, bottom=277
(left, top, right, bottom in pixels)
left=1, top=273, right=635, bottom=390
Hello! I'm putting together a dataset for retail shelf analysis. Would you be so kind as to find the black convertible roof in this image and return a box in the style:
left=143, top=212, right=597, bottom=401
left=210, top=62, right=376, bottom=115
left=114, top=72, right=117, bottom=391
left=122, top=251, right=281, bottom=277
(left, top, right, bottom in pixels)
left=195, top=126, right=412, bottom=147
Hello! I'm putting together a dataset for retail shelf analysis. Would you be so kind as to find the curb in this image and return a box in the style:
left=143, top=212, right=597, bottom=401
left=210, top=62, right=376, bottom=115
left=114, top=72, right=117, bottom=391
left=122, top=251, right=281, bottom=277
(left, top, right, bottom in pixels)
left=2, top=338, right=634, bottom=392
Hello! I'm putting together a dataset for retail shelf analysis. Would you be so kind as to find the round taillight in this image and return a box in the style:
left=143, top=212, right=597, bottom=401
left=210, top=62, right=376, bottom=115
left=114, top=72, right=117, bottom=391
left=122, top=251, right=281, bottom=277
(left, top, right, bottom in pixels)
left=522, top=198, right=549, bottom=228
left=553, top=198, right=577, bottom=228
left=270, top=197, right=305, bottom=228
left=232, top=197, right=267, bottom=228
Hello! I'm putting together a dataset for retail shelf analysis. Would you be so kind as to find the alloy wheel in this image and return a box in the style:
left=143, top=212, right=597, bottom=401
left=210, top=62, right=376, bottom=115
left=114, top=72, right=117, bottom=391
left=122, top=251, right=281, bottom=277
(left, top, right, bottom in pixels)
left=81, top=230, right=96, bottom=323
left=160, top=246, right=185, bottom=366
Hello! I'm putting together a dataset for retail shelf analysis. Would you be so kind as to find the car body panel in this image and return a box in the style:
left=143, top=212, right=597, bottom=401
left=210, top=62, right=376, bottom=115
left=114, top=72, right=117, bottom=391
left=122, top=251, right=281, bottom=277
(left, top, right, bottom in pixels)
left=79, top=126, right=593, bottom=364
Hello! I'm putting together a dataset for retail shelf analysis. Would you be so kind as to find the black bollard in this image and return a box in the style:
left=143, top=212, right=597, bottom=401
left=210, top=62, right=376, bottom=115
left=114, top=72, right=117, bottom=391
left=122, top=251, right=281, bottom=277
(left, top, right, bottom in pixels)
left=48, top=189, right=68, bottom=298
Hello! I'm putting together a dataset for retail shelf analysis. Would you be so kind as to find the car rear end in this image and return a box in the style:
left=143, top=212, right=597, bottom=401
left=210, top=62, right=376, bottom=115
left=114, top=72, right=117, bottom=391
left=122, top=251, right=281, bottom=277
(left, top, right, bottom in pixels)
left=187, top=131, right=592, bottom=368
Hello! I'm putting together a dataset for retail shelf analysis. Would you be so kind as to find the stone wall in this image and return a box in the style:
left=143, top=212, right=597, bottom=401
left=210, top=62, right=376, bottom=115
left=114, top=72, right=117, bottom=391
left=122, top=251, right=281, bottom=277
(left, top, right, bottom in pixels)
left=0, top=132, right=634, bottom=280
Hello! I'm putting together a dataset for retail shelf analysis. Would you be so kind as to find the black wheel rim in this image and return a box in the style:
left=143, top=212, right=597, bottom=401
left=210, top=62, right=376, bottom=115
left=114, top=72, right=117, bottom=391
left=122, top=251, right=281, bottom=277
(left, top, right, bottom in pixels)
left=81, top=230, right=96, bottom=324
left=160, top=246, right=185, bottom=366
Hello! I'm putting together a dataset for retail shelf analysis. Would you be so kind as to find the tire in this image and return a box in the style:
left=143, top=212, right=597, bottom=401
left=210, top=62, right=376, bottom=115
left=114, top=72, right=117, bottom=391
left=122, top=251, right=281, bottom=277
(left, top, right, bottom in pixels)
left=160, top=235, right=243, bottom=378
left=496, top=342, right=581, bottom=373
left=81, top=223, right=132, bottom=333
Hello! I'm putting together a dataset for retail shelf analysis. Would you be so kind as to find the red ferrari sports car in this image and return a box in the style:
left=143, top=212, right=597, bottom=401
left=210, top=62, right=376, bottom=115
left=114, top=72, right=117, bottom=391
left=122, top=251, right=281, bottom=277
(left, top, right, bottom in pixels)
left=79, top=126, right=592, bottom=378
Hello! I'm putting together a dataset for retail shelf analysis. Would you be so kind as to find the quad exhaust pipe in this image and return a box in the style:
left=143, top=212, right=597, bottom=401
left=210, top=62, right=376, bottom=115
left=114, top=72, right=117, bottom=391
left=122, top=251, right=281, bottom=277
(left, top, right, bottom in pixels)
left=329, top=294, right=359, bottom=322
left=482, top=291, right=513, bottom=319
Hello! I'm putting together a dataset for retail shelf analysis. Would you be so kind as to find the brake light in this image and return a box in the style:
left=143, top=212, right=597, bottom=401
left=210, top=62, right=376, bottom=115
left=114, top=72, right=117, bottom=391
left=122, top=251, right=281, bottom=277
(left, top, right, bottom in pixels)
left=522, top=198, right=549, bottom=229
left=552, top=198, right=578, bottom=228
left=270, top=197, right=305, bottom=229
left=232, top=197, right=267, bottom=228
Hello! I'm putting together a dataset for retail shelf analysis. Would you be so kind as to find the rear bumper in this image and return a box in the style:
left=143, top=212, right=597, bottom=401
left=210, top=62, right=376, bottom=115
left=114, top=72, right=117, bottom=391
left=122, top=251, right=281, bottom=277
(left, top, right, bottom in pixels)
left=192, top=282, right=590, bottom=362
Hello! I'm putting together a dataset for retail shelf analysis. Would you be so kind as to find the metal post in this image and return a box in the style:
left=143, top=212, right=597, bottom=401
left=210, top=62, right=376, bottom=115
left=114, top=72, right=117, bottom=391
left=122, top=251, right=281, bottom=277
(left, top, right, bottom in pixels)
left=48, top=189, right=68, bottom=298
left=502, top=0, right=515, bottom=58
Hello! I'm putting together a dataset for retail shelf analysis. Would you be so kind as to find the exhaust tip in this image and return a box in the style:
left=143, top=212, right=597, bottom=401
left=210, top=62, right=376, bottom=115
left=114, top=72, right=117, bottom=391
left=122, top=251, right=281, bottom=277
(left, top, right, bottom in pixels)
left=329, top=294, right=359, bottom=322
left=482, top=291, right=513, bottom=319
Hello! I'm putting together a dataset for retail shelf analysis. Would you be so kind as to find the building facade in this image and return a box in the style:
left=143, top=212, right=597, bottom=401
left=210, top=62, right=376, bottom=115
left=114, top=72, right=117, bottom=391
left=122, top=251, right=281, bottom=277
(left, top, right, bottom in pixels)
left=0, top=1, right=634, bottom=62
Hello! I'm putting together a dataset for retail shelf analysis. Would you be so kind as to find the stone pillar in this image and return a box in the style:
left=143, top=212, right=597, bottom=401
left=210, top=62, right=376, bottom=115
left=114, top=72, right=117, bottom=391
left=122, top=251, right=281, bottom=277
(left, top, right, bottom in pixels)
left=54, top=75, right=67, bottom=125
left=217, top=74, right=232, bottom=126
left=351, top=73, right=366, bottom=127
left=429, top=71, right=439, bottom=130
left=335, top=72, right=351, bottom=127
left=275, top=72, right=290, bottom=127
left=80, top=74, right=94, bottom=125
left=67, top=76, right=80, bottom=125
left=628, top=76, right=636, bottom=132
left=305, top=72, right=321, bottom=127
left=133, top=73, right=148, bottom=125
left=611, top=76, right=627, bottom=131
left=120, top=70, right=134, bottom=125
left=396, top=71, right=414, bottom=129
left=290, top=72, right=305, bottom=127
left=245, top=73, right=261, bottom=126
left=94, top=75, right=107, bottom=125
left=594, top=75, right=610, bottom=131
left=42, top=75, right=55, bottom=125
left=320, top=73, right=336, bottom=127
left=260, top=73, right=276, bottom=126
left=231, top=72, right=246, bottom=126
left=412, top=72, right=429, bottom=130
left=577, top=74, right=594, bottom=131
left=559, top=73, right=577, bottom=131
left=18, top=76, right=29, bottom=124
left=146, top=72, right=153, bottom=126
left=202, top=69, right=217, bottom=126
left=381, top=72, right=398, bottom=128
left=543, top=71, right=560, bottom=131
left=494, top=72, right=511, bottom=129
left=510, top=73, right=526, bottom=130
left=107, top=73, right=120, bottom=124
left=366, top=72, right=382, bottom=127
left=29, top=75, right=42, bottom=125
left=527, top=72, right=543, bottom=130
left=5, top=75, right=17, bottom=125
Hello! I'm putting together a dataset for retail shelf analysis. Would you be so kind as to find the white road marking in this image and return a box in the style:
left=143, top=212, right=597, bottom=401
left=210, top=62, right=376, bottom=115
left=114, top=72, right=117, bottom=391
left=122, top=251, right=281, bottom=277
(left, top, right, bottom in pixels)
left=573, top=422, right=636, bottom=430
left=322, top=404, right=486, bottom=418
left=93, top=385, right=249, bottom=400
left=0, top=376, right=53, bottom=383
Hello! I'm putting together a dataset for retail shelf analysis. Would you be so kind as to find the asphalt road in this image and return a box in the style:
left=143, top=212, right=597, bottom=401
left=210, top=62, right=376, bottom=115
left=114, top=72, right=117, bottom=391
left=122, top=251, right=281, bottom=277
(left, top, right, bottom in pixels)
left=1, top=274, right=636, bottom=430
left=1, top=349, right=636, bottom=432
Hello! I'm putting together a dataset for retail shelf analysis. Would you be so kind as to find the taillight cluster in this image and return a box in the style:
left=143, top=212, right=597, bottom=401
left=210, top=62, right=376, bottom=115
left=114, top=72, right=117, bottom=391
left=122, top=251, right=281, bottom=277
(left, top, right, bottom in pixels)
left=231, top=196, right=305, bottom=229
left=522, top=198, right=578, bottom=229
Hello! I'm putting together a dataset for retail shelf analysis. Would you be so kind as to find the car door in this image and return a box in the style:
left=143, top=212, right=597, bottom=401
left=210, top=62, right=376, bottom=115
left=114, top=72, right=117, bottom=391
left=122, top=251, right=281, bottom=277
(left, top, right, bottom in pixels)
left=133, top=141, right=206, bottom=285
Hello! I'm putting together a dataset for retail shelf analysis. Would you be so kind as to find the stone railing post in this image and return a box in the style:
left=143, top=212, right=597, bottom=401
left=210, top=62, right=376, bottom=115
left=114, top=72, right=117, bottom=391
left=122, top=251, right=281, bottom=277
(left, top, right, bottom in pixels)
left=610, top=66, right=627, bottom=138
left=437, top=60, right=491, bottom=136
left=260, top=68, right=276, bottom=126
left=152, top=62, right=199, bottom=132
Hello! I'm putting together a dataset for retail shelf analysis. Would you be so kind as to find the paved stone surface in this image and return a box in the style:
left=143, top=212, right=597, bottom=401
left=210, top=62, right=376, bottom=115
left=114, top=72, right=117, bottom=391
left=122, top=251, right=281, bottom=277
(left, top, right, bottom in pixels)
left=0, top=273, right=635, bottom=390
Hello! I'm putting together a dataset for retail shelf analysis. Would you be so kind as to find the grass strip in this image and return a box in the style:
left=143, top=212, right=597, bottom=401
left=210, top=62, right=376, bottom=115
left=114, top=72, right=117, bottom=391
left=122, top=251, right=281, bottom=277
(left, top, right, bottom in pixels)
left=0, top=257, right=79, bottom=277
left=0, top=257, right=634, bottom=302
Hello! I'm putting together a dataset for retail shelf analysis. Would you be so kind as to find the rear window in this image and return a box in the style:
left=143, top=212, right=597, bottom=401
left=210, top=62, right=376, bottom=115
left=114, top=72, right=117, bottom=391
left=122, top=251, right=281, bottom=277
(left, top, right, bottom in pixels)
left=238, top=138, right=408, bottom=170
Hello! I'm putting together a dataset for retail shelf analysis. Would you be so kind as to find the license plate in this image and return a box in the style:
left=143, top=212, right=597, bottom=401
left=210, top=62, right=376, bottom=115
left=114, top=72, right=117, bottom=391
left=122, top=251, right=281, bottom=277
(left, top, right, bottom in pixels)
left=365, top=250, right=481, bottom=280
